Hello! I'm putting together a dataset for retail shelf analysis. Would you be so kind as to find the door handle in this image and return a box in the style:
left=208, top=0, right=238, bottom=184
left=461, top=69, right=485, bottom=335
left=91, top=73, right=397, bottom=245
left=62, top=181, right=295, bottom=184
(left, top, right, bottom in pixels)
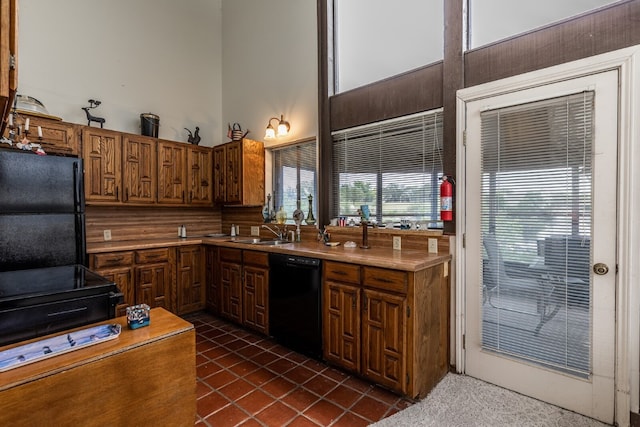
left=593, top=263, right=609, bottom=275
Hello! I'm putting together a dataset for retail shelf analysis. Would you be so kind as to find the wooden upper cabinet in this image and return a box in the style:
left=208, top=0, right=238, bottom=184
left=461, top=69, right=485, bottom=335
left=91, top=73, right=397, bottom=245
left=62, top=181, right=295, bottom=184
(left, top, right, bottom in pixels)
left=157, top=140, right=186, bottom=204
left=213, top=145, right=226, bottom=203
left=213, top=138, right=265, bottom=206
left=82, top=127, right=122, bottom=203
left=122, top=134, right=156, bottom=204
left=187, top=145, right=212, bottom=206
left=0, top=0, right=17, bottom=134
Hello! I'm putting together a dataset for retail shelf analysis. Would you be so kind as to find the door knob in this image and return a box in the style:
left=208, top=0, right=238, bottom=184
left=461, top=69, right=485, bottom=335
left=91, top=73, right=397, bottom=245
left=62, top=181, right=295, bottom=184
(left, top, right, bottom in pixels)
left=593, top=263, right=609, bottom=275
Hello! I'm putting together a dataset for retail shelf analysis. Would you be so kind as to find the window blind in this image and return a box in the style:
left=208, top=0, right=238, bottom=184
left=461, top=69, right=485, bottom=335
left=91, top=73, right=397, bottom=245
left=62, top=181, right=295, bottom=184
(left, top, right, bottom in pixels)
left=272, top=140, right=318, bottom=222
left=331, top=110, right=443, bottom=226
left=480, top=91, right=593, bottom=376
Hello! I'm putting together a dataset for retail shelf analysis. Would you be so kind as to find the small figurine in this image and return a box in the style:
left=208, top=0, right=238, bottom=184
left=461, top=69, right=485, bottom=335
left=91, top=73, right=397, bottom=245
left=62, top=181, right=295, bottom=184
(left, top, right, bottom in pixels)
left=82, top=99, right=105, bottom=128
left=185, top=127, right=201, bottom=145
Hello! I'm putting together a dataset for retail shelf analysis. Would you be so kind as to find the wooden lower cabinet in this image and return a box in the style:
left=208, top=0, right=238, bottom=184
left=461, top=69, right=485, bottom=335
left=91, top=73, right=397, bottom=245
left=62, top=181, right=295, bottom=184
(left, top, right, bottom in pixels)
left=322, top=260, right=449, bottom=399
left=219, top=247, right=243, bottom=323
left=90, top=248, right=176, bottom=314
left=242, top=250, right=269, bottom=335
left=205, top=246, right=220, bottom=314
left=216, top=247, right=269, bottom=335
left=176, top=245, right=206, bottom=315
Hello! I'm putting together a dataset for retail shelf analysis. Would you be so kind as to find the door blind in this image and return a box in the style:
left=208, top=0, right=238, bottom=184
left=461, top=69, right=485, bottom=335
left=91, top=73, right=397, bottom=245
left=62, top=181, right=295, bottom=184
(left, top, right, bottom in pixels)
left=480, top=91, right=593, bottom=376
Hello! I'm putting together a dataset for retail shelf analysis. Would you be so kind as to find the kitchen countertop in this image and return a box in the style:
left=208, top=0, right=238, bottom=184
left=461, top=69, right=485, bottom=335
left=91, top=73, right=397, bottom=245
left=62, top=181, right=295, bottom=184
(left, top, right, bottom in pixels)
left=88, top=236, right=451, bottom=272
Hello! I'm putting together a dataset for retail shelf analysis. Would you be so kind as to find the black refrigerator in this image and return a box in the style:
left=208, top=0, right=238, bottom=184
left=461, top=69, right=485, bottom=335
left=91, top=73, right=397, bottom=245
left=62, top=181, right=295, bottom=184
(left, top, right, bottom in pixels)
left=0, top=148, right=122, bottom=346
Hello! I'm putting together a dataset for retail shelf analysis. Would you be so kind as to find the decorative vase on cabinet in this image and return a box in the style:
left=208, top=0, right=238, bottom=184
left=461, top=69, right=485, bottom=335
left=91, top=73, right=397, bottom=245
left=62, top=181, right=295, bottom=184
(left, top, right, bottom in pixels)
left=305, top=194, right=316, bottom=225
left=276, top=206, right=287, bottom=224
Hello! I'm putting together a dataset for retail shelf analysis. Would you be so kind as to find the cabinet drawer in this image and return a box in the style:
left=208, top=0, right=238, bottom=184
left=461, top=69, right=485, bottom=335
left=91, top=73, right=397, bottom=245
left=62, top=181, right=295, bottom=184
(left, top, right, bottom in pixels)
left=135, top=248, right=170, bottom=264
left=219, top=247, right=242, bottom=263
left=363, top=267, right=407, bottom=294
left=93, top=251, right=134, bottom=269
left=243, top=250, right=268, bottom=268
left=324, top=261, right=361, bottom=285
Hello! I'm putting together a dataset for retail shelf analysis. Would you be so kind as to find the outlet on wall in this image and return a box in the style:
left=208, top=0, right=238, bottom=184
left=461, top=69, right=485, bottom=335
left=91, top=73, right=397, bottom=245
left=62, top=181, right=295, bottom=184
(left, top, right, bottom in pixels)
left=392, top=236, right=401, bottom=250
left=428, top=238, right=438, bottom=253
left=251, top=226, right=260, bottom=236
left=103, top=229, right=112, bottom=241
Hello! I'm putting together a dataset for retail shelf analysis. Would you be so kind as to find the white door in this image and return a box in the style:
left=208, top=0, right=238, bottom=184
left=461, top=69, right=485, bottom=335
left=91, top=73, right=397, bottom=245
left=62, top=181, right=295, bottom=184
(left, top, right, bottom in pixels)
left=462, top=70, right=617, bottom=423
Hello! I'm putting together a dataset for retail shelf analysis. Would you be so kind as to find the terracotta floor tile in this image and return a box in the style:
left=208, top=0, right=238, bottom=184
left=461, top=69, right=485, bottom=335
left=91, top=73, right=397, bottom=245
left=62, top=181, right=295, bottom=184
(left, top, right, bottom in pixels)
left=245, top=367, right=278, bottom=386
left=236, top=389, right=276, bottom=414
left=236, top=344, right=261, bottom=358
left=286, top=415, right=322, bottom=427
left=212, top=333, right=237, bottom=345
left=322, top=367, right=349, bottom=383
left=281, top=387, right=320, bottom=412
left=206, top=404, right=249, bottom=427
left=349, top=395, right=392, bottom=423
left=269, top=343, right=293, bottom=356
left=218, top=378, right=255, bottom=401
left=343, top=376, right=374, bottom=393
left=216, top=352, right=245, bottom=368
left=197, top=391, right=230, bottom=419
left=228, top=360, right=260, bottom=376
left=325, top=384, right=361, bottom=409
left=250, top=350, right=280, bottom=366
left=224, top=338, right=251, bottom=351
left=237, top=418, right=263, bottom=427
left=301, top=358, right=327, bottom=373
left=367, top=385, right=402, bottom=406
left=196, top=361, right=224, bottom=379
left=196, top=381, right=213, bottom=399
left=202, top=345, right=228, bottom=360
left=203, top=369, right=238, bottom=389
left=286, top=351, right=309, bottom=364
left=283, top=365, right=318, bottom=384
left=195, top=353, right=208, bottom=366
left=255, top=401, right=297, bottom=426
left=196, top=340, right=217, bottom=353
left=202, top=328, right=226, bottom=339
left=303, top=399, right=345, bottom=426
left=330, top=411, right=371, bottom=427
left=262, top=376, right=297, bottom=398
left=266, top=357, right=297, bottom=375
left=302, top=375, right=339, bottom=397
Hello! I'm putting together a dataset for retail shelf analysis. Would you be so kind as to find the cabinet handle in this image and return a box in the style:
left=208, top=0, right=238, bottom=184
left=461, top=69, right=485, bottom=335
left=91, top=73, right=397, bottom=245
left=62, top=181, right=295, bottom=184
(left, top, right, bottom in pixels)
left=352, top=296, right=356, bottom=309
left=125, top=188, right=129, bottom=202
left=115, top=187, right=119, bottom=199
left=372, top=276, right=393, bottom=284
left=111, top=256, right=124, bottom=262
left=363, top=295, right=368, bottom=312
left=331, top=270, right=347, bottom=276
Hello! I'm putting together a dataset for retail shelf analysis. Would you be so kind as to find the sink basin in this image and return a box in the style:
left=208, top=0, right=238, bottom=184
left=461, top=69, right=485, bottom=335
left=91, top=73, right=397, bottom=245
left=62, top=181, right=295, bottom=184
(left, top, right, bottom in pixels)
left=254, top=240, right=290, bottom=246
left=227, top=238, right=290, bottom=246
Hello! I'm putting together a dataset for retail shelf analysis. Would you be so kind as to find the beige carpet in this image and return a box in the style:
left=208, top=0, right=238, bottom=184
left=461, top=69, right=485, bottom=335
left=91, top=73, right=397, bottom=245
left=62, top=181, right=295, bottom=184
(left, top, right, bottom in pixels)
left=371, top=373, right=610, bottom=427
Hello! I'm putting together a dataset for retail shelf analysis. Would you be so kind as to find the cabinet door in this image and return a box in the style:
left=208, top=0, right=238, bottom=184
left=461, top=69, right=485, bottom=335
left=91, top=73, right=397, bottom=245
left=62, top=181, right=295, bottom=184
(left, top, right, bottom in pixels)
left=213, top=145, right=225, bottom=203
left=96, top=267, right=134, bottom=317
left=323, top=280, right=361, bottom=373
left=135, top=262, right=171, bottom=310
left=243, top=265, right=269, bottom=335
left=362, top=288, right=407, bottom=393
left=0, top=0, right=17, bottom=131
left=176, top=245, right=206, bottom=315
left=122, top=134, right=156, bottom=204
left=187, top=146, right=212, bottom=205
left=220, top=260, right=242, bottom=323
left=82, top=128, right=122, bottom=202
left=224, top=141, right=242, bottom=203
left=205, top=246, right=219, bottom=314
left=16, top=117, right=78, bottom=156
left=157, top=141, right=185, bottom=204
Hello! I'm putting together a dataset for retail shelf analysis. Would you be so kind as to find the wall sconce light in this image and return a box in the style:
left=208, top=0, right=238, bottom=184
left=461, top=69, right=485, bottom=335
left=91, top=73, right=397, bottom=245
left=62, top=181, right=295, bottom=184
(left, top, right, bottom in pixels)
left=264, top=114, right=290, bottom=139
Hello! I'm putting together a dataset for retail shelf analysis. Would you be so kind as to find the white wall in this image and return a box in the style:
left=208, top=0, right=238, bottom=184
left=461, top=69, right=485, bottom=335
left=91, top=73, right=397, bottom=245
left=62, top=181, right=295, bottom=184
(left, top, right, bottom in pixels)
left=221, top=0, right=318, bottom=147
left=18, top=1, right=317, bottom=148
left=18, top=0, right=223, bottom=146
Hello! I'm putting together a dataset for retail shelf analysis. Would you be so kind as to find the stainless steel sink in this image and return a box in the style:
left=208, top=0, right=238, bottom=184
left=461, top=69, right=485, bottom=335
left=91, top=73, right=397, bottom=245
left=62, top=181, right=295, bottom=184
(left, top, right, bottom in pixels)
left=227, top=238, right=290, bottom=246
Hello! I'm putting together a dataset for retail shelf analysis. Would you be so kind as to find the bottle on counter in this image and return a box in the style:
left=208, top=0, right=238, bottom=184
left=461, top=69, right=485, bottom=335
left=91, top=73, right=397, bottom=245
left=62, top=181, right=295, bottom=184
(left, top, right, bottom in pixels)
left=230, top=224, right=236, bottom=237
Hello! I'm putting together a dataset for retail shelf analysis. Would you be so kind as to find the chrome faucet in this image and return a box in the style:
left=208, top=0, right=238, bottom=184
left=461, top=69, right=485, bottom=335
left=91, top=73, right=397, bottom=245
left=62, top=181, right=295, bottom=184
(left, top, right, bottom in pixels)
left=262, top=224, right=285, bottom=240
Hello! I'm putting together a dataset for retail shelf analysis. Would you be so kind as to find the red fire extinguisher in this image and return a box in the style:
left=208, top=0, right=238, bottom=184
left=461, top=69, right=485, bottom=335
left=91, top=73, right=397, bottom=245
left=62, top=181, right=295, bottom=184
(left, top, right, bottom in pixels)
left=440, top=175, right=454, bottom=221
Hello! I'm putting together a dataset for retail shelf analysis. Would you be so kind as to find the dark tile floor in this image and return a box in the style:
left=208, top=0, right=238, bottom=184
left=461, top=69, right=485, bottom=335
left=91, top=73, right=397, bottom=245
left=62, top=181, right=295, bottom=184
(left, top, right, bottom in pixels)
left=186, top=312, right=413, bottom=427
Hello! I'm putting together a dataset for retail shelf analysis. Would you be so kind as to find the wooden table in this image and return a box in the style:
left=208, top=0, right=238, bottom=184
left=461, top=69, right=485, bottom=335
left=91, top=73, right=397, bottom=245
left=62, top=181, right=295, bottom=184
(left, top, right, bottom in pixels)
left=0, top=308, right=196, bottom=426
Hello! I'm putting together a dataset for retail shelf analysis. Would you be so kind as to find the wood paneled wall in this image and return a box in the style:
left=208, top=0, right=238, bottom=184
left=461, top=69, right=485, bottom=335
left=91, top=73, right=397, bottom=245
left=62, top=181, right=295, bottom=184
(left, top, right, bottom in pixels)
left=86, top=206, right=221, bottom=243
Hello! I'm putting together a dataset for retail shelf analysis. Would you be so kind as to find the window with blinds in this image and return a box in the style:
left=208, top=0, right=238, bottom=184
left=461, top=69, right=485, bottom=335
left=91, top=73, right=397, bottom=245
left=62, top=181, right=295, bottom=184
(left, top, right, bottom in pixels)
left=331, top=110, right=443, bottom=226
left=272, top=140, right=318, bottom=222
left=480, top=91, right=593, bottom=376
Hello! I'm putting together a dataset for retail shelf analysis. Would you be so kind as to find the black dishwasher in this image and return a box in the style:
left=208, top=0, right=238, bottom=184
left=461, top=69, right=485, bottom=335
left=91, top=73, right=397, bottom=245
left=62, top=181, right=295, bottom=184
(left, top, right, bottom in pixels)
left=269, top=253, right=322, bottom=360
